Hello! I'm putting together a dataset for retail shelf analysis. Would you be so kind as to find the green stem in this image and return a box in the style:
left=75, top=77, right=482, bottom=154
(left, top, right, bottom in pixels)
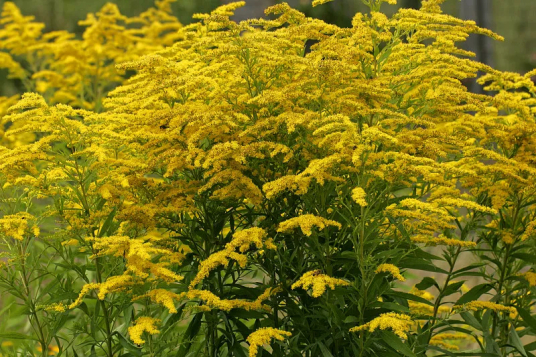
left=358, top=205, right=368, bottom=357
left=425, top=244, right=462, bottom=348
left=18, top=242, right=48, bottom=357
left=491, top=243, right=511, bottom=341
left=95, top=254, right=114, bottom=357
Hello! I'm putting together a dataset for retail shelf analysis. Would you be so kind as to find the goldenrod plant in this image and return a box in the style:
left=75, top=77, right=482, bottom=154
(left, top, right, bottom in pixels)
left=1, top=0, right=536, bottom=356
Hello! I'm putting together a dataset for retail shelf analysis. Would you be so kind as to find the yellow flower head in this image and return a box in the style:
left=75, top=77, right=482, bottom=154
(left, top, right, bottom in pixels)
left=350, top=312, right=412, bottom=339
left=134, top=289, right=185, bottom=314
left=0, top=212, right=37, bottom=241
left=291, top=270, right=349, bottom=297
left=351, top=187, right=368, bottom=206
left=312, top=0, right=335, bottom=7
left=522, top=272, right=536, bottom=287
left=128, top=317, right=160, bottom=345
left=247, top=327, right=291, bottom=357
left=375, top=263, right=405, bottom=281
left=453, top=301, right=516, bottom=315
left=277, top=214, right=341, bottom=236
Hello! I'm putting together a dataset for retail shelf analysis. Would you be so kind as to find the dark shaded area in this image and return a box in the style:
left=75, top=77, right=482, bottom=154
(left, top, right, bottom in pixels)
left=460, top=0, right=494, bottom=93
left=403, top=0, right=421, bottom=9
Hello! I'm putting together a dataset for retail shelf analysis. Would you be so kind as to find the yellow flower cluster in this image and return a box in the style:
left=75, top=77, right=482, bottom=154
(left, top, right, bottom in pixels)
left=44, top=303, right=67, bottom=313
left=349, top=312, right=413, bottom=339
left=291, top=270, right=349, bottom=297
left=430, top=333, right=468, bottom=351
left=246, top=327, right=292, bottom=357
left=69, top=283, right=100, bottom=309
left=409, top=301, right=450, bottom=317
left=410, top=234, right=477, bottom=248
left=89, top=235, right=185, bottom=283
left=351, top=187, right=368, bottom=206
left=454, top=301, right=516, bottom=315
left=1, top=0, right=535, bottom=354
left=190, top=228, right=272, bottom=287
left=0, top=212, right=38, bottom=241
left=187, top=287, right=279, bottom=312
left=128, top=317, right=160, bottom=345
left=522, top=272, right=536, bottom=287
left=0, top=1, right=182, bottom=111
left=375, top=263, right=405, bottom=281
left=312, top=0, right=335, bottom=7
left=277, top=214, right=341, bottom=236
left=134, top=289, right=185, bottom=314
left=521, top=220, right=536, bottom=241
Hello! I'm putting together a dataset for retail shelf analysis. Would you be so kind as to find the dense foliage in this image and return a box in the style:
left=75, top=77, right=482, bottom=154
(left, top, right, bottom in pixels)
left=1, top=0, right=536, bottom=356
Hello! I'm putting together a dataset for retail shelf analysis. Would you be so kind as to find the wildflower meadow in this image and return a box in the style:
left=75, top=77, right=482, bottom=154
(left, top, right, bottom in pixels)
left=1, top=0, right=536, bottom=356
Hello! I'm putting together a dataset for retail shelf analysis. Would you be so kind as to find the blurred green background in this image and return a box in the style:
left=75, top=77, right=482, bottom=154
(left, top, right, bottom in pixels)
left=3, top=0, right=536, bottom=75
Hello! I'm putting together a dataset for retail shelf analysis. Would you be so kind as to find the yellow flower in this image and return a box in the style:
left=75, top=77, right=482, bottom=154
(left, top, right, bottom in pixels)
left=501, top=231, right=515, bottom=245
left=247, top=327, right=291, bottom=357
left=128, top=317, right=160, bottom=345
left=134, top=289, right=185, bottom=313
left=291, top=270, right=349, bottom=297
left=351, top=187, right=368, bottom=206
left=45, top=303, right=67, bottom=313
left=187, top=287, right=278, bottom=312
left=453, top=301, right=516, bottom=315
left=190, top=228, right=271, bottom=287
left=277, top=214, right=341, bottom=236
left=69, top=283, right=100, bottom=309
left=410, top=235, right=476, bottom=248
left=350, top=312, right=413, bottom=339
left=0, top=212, right=35, bottom=241
left=61, top=239, right=79, bottom=247
left=430, top=333, right=467, bottom=351
left=522, top=272, right=536, bottom=287
left=521, top=220, right=536, bottom=241
left=375, top=263, right=405, bottom=281
left=312, top=0, right=334, bottom=7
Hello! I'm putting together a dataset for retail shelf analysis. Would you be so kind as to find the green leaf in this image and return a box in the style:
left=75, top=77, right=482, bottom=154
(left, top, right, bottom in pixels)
left=115, top=332, right=142, bottom=357
left=377, top=302, right=410, bottom=313
left=343, top=316, right=360, bottom=324
left=228, top=310, right=266, bottom=320
left=428, top=345, right=498, bottom=356
left=511, top=253, right=536, bottom=265
left=441, top=281, right=465, bottom=297
left=318, top=342, right=334, bottom=357
left=517, top=307, right=536, bottom=332
left=232, top=342, right=248, bottom=357
left=0, top=302, right=14, bottom=317
left=452, top=263, right=487, bottom=278
left=385, top=290, right=434, bottom=306
left=455, top=284, right=492, bottom=306
left=483, top=332, right=501, bottom=355
left=524, top=341, right=536, bottom=352
left=411, top=248, right=442, bottom=261
left=0, top=332, right=37, bottom=340
left=400, top=261, right=448, bottom=274
left=176, top=312, right=203, bottom=357
left=98, top=207, right=117, bottom=237
left=415, top=277, right=439, bottom=291
left=460, top=312, right=482, bottom=331
left=380, top=331, right=417, bottom=357
left=509, top=325, right=527, bottom=357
